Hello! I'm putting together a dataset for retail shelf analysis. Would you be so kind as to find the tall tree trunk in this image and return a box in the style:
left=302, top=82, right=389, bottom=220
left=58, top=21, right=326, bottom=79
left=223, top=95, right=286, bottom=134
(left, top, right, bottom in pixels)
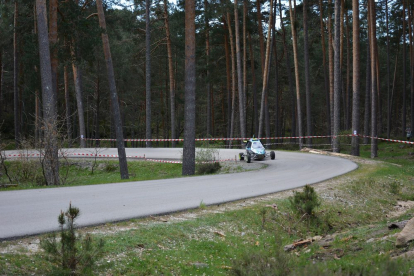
left=146, top=0, right=152, bottom=147
left=259, top=0, right=273, bottom=138
left=345, top=10, right=351, bottom=130
left=364, top=39, right=371, bottom=145
left=280, top=0, right=296, bottom=139
left=248, top=33, right=259, bottom=137
left=234, top=0, right=246, bottom=139
left=318, top=0, right=331, bottom=141
left=182, top=0, right=196, bottom=176
left=96, top=0, right=129, bottom=179
left=402, top=1, right=407, bottom=137
left=256, top=0, right=265, bottom=74
left=272, top=15, right=280, bottom=141
left=14, top=0, right=21, bottom=148
left=223, top=17, right=232, bottom=141
left=368, top=0, right=377, bottom=158
left=409, top=8, right=414, bottom=133
left=333, top=0, right=341, bottom=153
left=351, top=0, right=360, bottom=156
left=289, top=0, right=303, bottom=148
left=0, top=50, right=3, bottom=119
left=243, top=0, right=247, bottom=130
left=93, top=69, right=100, bottom=147
left=386, top=0, right=391, bottom=138
left=64, top=65, right=72, bottom=145
left=164, top=0, right=176, bottom=147
left=303, top=0, right=312, bottom=147
left=36, top=0, right=59, bottom=185
left=227, top=13, right=236, bottom=146
left=71, top=61, right=86, bottom=148
left=49, top=0, right=58, bottom=109
left=328, top=0, right=334, bottom=142
left=205, top=0, right=211, bottom=137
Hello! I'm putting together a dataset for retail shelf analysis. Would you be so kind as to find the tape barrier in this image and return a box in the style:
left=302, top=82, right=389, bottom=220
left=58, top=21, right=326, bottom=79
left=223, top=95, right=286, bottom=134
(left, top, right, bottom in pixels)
left=82, top=133, right=414, bottom=145
left=3, top=152, right=238, bottom=164
left=82, top=135, right=334, bottom=142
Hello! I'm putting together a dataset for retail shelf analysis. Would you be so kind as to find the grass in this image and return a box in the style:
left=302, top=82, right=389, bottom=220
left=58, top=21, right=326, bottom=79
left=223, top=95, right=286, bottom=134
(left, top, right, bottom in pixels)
left=0, top=160, right=183, bottom=190
left=1, top=142, right=414, bottom=275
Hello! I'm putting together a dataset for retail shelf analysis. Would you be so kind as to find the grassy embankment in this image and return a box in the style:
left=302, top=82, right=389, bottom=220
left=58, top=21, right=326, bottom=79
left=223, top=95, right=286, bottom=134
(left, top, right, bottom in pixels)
left=1, top=141, right=414, bottom=275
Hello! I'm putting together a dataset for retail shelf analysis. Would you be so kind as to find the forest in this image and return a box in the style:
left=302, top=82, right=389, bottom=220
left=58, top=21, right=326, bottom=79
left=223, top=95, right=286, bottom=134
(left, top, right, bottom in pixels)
left=0, top=0, right=413, bottom=165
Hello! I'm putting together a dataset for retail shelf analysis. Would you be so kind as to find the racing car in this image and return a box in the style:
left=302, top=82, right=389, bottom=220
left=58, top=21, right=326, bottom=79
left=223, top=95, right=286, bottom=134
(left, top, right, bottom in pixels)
left=239, top=138, right=275, bottom=163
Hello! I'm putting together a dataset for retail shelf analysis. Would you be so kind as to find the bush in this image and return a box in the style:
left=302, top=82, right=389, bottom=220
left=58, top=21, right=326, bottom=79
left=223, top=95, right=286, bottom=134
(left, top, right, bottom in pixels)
left=195, top=144, right=221, bottom=175
left=41, top=203, right=104, bottom=275
left=196, top=162, right=221, bottom=175
left=289, top=185, right=320, bottom=216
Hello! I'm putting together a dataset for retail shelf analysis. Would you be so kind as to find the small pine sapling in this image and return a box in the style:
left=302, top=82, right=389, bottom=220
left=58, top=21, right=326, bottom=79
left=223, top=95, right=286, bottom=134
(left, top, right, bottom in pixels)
left=289, top=185, right=321, bottom=216
left=41, top=203, right=104, bottom=275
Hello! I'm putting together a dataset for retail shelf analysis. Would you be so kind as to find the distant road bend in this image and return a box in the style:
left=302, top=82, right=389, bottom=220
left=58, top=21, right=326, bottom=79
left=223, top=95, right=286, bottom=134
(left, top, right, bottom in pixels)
left=0, top=148, right=357, bottom=240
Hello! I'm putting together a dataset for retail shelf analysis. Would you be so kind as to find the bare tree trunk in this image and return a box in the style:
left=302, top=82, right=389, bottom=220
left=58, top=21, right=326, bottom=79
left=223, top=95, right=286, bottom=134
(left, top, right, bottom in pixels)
left=36, top=0, right=59, bottom=185
left=333, top=0, right=341, bottom=153
left=411, top=8, right=414, bottom=133
left=49, top=0, right=58, bottom=109
left=96, top=0, right=129, bottom=179
left=289, top=0, right=303, bottom=148
left=71, top=61, right=86, bottom=148
left=164, top=0, right=176, bottom=147
left=402, top=1, right=407, bottom=137
left=259, top=0, right=273, bottom=138
left=303, top=0, right=312, bottom=147
left=227, top=13, right=236, bottom=146
left=243, top=0, right=247, bottom=130
left=368, top=0, right=377, bottom=158
left=64, top=65, right=72, bottom=145
left=223, top=17, right=232, bottom=141
left=205, top=0, right=211, bottom=137
left=182, top=0, right=196, bottom=176
left=14, top=0, right=21, bottom=148
left=364, top=39, right=371, bottom=145
left=385, top=0, right=390, bottom=138
left=318, top=0, right=331, bottom=141
left=248, top=33, right=259, bottom=138
left=328, top=0, right=334, bottom=142
left=146, top=0, right=152, bottom=147
left=280, top=0, right=296, bottom=139
left=345, top=11, right=351, bottom=130
left=256, top=0, right=265, bottom=74
left=351, top=0, right=360, bottom=156
left=272, top=2, right=279, bottom=141
left=0, top=50, right=3, bottom=119
left=234, top=0, right=246, bottom=139
left=93, top=68, right=100, bottom=147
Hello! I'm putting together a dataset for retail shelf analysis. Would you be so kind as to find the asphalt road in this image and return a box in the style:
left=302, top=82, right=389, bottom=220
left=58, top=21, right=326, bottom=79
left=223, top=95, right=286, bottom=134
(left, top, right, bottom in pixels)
left=0, top=148, right=357, bottom=240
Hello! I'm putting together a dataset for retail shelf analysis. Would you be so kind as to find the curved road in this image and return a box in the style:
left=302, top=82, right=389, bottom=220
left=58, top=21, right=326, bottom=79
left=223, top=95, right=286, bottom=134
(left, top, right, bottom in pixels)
left=0, top=148, right=357, bottom=240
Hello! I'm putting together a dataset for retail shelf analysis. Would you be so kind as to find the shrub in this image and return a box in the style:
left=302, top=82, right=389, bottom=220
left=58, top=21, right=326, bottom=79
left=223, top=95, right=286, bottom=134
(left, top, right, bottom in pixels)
left=196, top=161, right=221, bottom=175
left=289, top=185, right=320, bottom=216
left=195, top=144, right=221, bottom=175
left=41, top=203, right=104, bottom=275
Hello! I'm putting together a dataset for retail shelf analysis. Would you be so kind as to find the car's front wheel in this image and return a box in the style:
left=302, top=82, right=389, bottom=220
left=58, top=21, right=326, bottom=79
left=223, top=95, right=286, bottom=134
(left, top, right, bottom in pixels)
left=270, top=151, right=275, bottom=160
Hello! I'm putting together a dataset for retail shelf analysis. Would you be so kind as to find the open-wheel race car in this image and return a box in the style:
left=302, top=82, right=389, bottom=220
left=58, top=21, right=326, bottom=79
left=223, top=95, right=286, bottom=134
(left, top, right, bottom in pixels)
left=239, top=138, right=275, bottom=163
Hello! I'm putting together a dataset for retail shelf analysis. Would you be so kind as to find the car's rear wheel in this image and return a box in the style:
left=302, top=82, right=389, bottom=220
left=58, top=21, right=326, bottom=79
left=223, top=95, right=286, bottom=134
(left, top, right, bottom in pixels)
left=246, top=154, right=251, bottom=163
left=239, top=152, right=244, bottom=161
left=270, top=151, right=275, bottom=160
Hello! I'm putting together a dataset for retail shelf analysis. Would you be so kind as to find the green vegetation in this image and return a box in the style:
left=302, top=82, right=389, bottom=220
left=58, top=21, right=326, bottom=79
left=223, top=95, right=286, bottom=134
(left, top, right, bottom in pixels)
left=1, top=142, right=414, bottom=275
left=0, top=159, right=183, bottom=189
left=41, top=203, right=104, bottom=275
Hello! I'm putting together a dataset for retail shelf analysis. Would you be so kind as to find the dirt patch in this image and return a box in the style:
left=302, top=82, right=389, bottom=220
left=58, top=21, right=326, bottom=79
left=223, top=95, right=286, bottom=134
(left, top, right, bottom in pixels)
left=388, top=201, right=414, bottom=218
